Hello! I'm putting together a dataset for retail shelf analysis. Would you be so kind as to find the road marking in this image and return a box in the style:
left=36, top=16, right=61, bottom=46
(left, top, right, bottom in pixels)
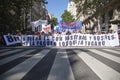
left=0, top=49, right=10, bottom=53
left=89, top=49, right=120, bottom=64
left=74, top=50, right=120, bottom=80
left=0, top=49, right=50, bottom=80
left=0, top=49, right=35, bottom=65
left=47, top=49, right=75, bottom=80
left=0, top=49, right=23, bottom=56
left=116, top=49, right=120, bottom=51
left=103, top=49, right=120, bottom=55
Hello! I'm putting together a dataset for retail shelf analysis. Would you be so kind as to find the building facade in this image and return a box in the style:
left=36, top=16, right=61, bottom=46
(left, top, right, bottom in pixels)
left=75, top=0, right=120, bottom=33
left=22, top=0, right=50, bottom=31
left=67, top=0, right=77, bottom=19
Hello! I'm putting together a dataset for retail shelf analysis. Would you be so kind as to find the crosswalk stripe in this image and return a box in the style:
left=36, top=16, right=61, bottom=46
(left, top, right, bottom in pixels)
left=67, top=49, right=101, bottom=80
left=0, top=49, right=36, bottom=65
left=0, top=49, right=10, bottom=53
left=0, top=49, right=43, bottom=75
left=88, top=49, right=120, bottom=64
left=0, top=48, right=120, bottom=80
left=47, top=49, right=75, bottom=80
left=83, top=49, right=120, bottom=73
left=21, top=49, right=57, bottom=80
left=115, top=49, right=120, bottom=51
left=0, top=49, right=50, bottom=80
left=0, top=49, right=23, bottom=56
left=103, top=49, right=120, bottom=55
left=74, top=50, right=120, bottom=80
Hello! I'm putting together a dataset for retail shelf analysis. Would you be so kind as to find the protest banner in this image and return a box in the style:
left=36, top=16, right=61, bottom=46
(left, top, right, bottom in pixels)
left=3, top=35, right=21, bottom=46
left=3, top=32, right=119, bottom=47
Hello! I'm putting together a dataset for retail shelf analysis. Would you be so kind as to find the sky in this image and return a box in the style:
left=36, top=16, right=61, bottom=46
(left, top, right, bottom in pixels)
left=46, top=0, right=69, bottom=22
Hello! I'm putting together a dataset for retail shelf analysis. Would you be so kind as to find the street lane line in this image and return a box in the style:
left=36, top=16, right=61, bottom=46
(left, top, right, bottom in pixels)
left=74, top=50, right=120, bottom=80
left=88, top=49, right=120, bottom=64
left=0, top=49, right=50, bottom=80
left=47, top=49, right=75, bottom=80
left=0, top=49, right=35, bottom=65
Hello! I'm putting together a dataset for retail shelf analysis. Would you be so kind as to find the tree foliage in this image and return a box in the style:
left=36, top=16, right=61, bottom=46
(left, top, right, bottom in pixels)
left=72, top=0, right=112, bottom=16
left=49, top=17, right=58, bottom=30
left=0, top=0, right=48, bottom=34
left=61, top=10, right=74, bottom=23
left=0, top=0, right=32, bottom=33
left=71, top=0, right=79, bottom=4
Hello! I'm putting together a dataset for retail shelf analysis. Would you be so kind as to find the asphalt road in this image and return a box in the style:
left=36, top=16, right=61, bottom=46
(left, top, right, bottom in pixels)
left=0, top=47, right=120, bottom=80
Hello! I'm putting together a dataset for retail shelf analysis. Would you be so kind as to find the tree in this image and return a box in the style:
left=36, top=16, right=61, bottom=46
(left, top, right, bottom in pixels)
left=49, top=17, right=58, bottom=30
left=71, top=0, right=79, bottom=4
left=61, top=10, right=74, bottom=23
left=0, top=0, right=48, bottom=34
left=71, top=0, right=112, bottom=16
left=0, top=0, right=33, bottom=33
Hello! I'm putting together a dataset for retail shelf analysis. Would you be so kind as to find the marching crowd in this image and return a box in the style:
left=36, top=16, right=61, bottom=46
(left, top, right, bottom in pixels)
left=0, top=29, right=120, bottom=47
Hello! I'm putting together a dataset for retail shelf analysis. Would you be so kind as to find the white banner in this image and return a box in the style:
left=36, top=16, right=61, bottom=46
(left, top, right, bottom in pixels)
left=31, top=19, right=47, bottom=32
left=31, top=19, right=47, bottom=27
left=3, top=32, right=120, bottom=47
left=42, top=24, right=51, bottom=33
left=54, top=32, right=119, bottom=47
